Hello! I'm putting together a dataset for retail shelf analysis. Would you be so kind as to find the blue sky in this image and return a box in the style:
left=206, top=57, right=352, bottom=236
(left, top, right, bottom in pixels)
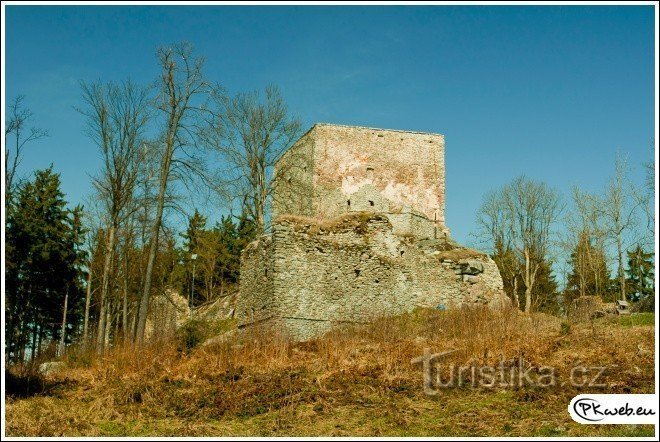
left=5, top=5, right=655, bottom=245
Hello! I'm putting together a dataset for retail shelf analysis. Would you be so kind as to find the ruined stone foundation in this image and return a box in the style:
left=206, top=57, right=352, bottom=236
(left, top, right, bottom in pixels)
left=236, top=213, right=508, bottom=341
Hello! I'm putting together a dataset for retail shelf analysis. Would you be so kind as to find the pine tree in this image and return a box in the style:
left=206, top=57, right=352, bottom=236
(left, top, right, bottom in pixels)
left=491, top=241, right=522, bottom=309
left=626, top=245, right=654, bottom=303
left=180, top=210, right=207, bottom=307
left=564, top=229, right=612, bottom=305
left=531, top=259, right=560, bottom=314
left=5, top=167, right=86, bottom=361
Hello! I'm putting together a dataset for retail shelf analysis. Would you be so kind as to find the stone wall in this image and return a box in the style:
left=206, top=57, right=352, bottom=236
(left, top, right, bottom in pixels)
left=272, top=124, right=447, bottom=235
left=236, top=213, right=507, bottom=341
left=239, top=123, right=505, bottom=341
left=145, top=289, right=190, bottom=341
left=272, top=132, right=315, bottom=218
left=386, top=211, right=438, bottom=239
left=236, top=235, right=276, bottom=326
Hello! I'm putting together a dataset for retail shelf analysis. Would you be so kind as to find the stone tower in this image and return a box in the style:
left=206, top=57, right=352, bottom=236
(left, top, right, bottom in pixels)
left=273, top=124, right=449, bottom=238
left=236, top=124, right=507, bottom=340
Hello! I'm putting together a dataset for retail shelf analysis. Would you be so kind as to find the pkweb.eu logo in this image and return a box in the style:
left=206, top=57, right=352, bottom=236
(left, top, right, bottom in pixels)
left=569, top=394, right=657, bottom=424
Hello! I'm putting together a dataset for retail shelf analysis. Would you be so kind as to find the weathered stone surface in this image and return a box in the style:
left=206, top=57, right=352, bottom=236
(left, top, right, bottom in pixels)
left=237, top=124, right=506, bottom=341
left=237, top=214, right=505, bottom=340
left=272, top=124, right=449, bottom=238
left=145, top=289, right=190, bottom=340
left=459, top=259, right=485, bottom=275
left=38, top=361, right=66, bottom=376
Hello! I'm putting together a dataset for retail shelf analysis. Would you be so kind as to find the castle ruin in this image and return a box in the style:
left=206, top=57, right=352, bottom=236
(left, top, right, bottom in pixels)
left=236, top=124, right=507, bottom=340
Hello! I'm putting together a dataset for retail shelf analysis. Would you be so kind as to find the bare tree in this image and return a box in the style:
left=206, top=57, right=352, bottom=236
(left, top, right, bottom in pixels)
left=79, top=197, right=104, bottom=347
left=561, top=186, right=610, bottom=299
left=4, top=95, right=48, bottom=199
left=593, top=154, right=640, bottom=301
left=476, top=188, right=520, bottom=309
left=506, top=177, right=562, bottom=312
left=135, top=42, right=215, bottom=344
left=636, top=141, right=655, bottom=248
left=79, top=80, right=150, bottom=351
left=206, top=85, right=302, bottom=233
left=476, top=177, right=561, bottom=312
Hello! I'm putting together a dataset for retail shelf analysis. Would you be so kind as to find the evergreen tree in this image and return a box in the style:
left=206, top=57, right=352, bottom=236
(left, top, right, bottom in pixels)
left=215, top=215, right=239, bottom=296
left=491, top=242, right=522, bottom=309
left=531, top=259, right=560, bottom=314
left=5, top=167, right=86, bottom=361
left=180, top=210, right=207, bottom=306
left=626, top=245, right=654, bottom=303
left=173, top=210, right=258, bottom=306
left=564, top=229, right=612, bottom=305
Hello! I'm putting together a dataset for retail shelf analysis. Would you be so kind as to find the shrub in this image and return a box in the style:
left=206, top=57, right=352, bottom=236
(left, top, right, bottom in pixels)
left=176, top=319, right=208, bottom=353
left=175, top=318, right=235, bottom=353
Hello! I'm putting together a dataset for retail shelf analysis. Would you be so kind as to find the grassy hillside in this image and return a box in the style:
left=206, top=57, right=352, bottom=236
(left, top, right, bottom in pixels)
left=5, top=308, right=655, bottom=437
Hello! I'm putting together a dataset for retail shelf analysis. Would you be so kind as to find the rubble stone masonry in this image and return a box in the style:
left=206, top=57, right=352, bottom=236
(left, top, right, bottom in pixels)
left=238, top=124, right=507, bottom=340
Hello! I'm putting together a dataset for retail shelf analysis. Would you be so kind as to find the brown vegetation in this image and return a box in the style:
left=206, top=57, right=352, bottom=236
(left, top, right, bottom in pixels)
left=5, top=308, right=654, bottom=437
left=276, top=212, right=389, bottom=235
left=436, top=247, right=488, bottom=262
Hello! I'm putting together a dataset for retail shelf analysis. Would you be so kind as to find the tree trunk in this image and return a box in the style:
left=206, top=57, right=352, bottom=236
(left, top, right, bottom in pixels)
left=58, top=286, right=69, bottom=357
left=594, top=258, right=600, bottom=297
left=130, top=303, right=137, bottom=341
left=96, top=224, right=116, bottom=353
left=83, top=267, right=92, bottom=346
left=524, top=248, right=532, bottom=313
left=36, top=327, right=43, bottom=361
left=122, top=254, right=129, bottom=342
left=135, top=155, right=170, bottom=344
left=104, top=303, right=112, bottom=348
left=18, top=317, right=27, bottom=362
left=616, top=234, right=626, bottom=301
left=30, top=318, right=38, bottom=362
left=512, top=275, right=519, bottom=310
left=114, top=306, right=120, bottom=344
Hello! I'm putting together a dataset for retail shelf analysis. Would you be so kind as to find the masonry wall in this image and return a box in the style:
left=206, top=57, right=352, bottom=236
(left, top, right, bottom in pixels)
left=145, top=290, right=190, bottom=341
left=272, top=124, right=447, bottom=234
left=237, top=214, right=506, bottom=341
left=272, top=132, right=315, bottom=218
left=239, top=124, right=504, bottom=341
left=386, top=212, right=438, bottom=239
left=236, top=235, right=276, bottom=326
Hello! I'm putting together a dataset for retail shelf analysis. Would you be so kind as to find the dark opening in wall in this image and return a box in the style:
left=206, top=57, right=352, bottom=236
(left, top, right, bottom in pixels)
left=400, top=250, right=405, bottom=257
left=347, top=200, right=351, bottom=208
left=375, top=279, right=380, bottom=283
left=354, top=269, right=361, bottom=277
left=369, top=200, right=374, bottom=207
left=264, top=269, right=268, bottom=277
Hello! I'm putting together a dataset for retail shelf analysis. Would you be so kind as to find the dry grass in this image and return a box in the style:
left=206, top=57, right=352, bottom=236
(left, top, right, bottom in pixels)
left=275, top=212, right=388, bottom=235
left=436, top=247, right=488, bottom=262
left=5, top=307, right=655, bottom=437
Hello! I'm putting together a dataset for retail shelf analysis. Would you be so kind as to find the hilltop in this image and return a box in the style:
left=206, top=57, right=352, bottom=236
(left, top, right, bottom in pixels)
left=5, top=308, right=655, bottom=437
